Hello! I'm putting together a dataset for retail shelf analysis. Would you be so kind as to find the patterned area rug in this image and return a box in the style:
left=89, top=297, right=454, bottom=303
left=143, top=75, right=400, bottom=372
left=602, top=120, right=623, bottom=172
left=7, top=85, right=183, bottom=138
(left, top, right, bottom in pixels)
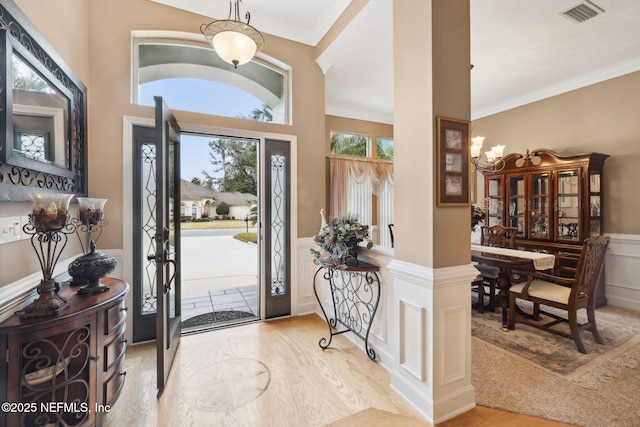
left=183, top=310, right=256, bottom=328
left=472, top=304, right=640, bottom=385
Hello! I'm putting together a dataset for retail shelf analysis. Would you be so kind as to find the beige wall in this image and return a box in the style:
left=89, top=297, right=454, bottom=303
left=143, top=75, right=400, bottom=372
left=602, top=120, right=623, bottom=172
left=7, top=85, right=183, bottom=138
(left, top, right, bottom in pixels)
left=0, top=0, right=88, bottom=285
left=472, top=71, right=640, bottom=235
left=2, top=0, right=326, bottom=285
left=393, top=0, right=471, bottom=268
left=325, top=115, right=393, bottom=157
left=14, top=0, right=89, bottom=83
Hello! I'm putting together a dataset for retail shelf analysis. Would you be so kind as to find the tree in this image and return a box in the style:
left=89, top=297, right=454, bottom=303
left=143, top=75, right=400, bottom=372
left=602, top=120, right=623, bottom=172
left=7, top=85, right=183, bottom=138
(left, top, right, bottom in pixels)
left=249, top=104, right=273, bottom=122
left=12, top=60, right=54, bottom=93
left=216, top=201, right=230, bottom=217
left=330, top=132, right=367, bottom=157
left=202, top=139, right=232, bottom=191
left=376, top=141, right=394, bottom=160
left=190, top=177, right=201, bottom=185
left=202, top=137, right=257, bottom=194
left=248, top=204, right=258, bottom=225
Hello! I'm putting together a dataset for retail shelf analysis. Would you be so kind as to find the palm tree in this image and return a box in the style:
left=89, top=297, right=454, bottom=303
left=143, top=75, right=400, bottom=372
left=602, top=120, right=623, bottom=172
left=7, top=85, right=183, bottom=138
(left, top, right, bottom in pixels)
left=249, top=104, right=273, bottom=122
left=248, top=205, right=258, bottom=225
left=330, top=133, right=367, bottom=157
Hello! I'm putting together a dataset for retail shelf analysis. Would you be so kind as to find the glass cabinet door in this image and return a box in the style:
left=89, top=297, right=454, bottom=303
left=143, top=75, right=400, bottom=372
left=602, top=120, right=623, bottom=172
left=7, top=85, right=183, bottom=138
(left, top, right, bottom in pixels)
left=530, top=172, right=550, bottom=238
left=507, top=175, right=526, bottom=236
left=486, top=177, right=503, bottom=226
left=556, top=170, right=580, bottom=241
left=589, top=171, right=602, bottom=237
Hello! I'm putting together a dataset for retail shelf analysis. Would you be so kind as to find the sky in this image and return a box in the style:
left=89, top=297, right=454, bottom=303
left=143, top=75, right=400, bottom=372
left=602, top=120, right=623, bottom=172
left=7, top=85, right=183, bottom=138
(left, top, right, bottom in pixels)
left=139, top=78, right=263, bottom=182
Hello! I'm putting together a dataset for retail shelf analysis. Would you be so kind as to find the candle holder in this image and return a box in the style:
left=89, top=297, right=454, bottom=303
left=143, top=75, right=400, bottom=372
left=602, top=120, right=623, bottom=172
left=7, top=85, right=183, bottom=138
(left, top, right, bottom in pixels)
left=18, top=193, right=75, bottom=319
left=71, top=197, right=108, bottom=254
left=68, top=198, right=116, bottom=295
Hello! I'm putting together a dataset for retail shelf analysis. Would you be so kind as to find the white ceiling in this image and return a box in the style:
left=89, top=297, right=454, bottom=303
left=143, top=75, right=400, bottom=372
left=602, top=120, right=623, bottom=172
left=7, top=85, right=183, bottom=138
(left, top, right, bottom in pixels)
left=152, top=0, right=640, bottom=123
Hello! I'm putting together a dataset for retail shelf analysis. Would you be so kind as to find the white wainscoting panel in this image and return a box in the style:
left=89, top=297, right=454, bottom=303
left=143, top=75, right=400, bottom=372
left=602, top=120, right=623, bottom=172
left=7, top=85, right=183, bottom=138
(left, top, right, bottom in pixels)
left=604, top=233, right=640, bottom=311
left=295, top=237, right=319, bottom=315
left=399, top=299, right=426, bottom=381
left=388, top=259, right=477, bottom=425
left=441, top=304, right=467, bottom=385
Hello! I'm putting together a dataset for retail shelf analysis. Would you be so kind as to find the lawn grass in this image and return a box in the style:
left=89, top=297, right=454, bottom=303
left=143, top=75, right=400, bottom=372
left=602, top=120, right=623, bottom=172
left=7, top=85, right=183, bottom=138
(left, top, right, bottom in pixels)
left=233, top=232, right=258, bottom=244
left=180, top=219, right=255, bottom=230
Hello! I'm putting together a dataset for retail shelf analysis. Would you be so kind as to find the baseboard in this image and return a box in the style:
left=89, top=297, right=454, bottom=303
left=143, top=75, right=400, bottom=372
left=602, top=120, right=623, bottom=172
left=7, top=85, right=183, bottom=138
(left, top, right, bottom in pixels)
left=391, top=370, right=476, bottom=425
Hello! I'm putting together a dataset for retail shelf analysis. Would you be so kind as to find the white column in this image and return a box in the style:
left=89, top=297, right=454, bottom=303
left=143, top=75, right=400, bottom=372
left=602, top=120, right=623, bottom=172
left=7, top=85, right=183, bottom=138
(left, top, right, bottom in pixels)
left=391, top=0, right=474, bottom=423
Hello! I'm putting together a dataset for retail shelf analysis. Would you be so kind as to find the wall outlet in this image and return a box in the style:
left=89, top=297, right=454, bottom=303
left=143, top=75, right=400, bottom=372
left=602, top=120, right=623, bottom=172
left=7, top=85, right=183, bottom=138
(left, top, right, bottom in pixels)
left=0, top=216, right=21, bottom=244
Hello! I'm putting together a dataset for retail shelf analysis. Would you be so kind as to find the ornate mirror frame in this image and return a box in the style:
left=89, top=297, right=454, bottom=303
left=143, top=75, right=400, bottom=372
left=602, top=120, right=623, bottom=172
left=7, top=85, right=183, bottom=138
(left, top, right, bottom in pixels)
left=0, top=1, right=87, bottom=201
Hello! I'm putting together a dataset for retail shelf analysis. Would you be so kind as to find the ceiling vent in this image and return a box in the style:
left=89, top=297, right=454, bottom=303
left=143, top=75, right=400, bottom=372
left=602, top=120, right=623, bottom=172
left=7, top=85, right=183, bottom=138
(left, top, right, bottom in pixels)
left=561, top=1, right=605, bottom=23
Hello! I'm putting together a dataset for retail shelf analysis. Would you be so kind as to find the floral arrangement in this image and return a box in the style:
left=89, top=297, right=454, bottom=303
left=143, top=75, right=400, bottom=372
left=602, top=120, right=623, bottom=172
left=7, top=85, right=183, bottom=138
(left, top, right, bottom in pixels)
left=471, top=205, right=486, bottom=232
left=310, top=214, right=373, bottom=267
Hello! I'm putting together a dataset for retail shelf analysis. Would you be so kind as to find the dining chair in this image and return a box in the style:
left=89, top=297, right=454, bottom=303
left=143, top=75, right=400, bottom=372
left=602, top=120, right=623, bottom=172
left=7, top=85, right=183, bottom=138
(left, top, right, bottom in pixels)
left=388, top=223, right=394, bottom=248
left=481, top=224, right=517, bottom=248
left=507, top=235, right=610, bottom=353
left=472, top=225, right=517, bottom=313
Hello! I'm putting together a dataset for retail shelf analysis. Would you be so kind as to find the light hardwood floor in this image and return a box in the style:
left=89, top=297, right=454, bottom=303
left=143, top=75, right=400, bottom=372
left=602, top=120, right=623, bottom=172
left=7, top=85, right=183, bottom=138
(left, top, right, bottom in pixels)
left=104, top=314, right=574, bottom=426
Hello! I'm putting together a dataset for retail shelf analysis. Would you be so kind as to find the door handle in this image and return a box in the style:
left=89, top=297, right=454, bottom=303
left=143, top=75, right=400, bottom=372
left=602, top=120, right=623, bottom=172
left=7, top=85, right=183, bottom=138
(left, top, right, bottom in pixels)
left=164, top=259, right=177, bottom=293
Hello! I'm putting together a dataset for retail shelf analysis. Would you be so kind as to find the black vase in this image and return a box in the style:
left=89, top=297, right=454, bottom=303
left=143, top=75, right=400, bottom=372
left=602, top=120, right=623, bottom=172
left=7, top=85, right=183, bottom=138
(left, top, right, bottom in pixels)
left=345, top=240, right=361, bottom=265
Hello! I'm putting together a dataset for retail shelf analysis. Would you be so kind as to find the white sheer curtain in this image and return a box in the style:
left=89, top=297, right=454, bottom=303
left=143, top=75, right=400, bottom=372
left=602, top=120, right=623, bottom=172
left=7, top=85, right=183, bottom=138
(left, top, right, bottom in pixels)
left=329, top=156, right=394, bottom=247
left=378, top=178, right=394, bottom=248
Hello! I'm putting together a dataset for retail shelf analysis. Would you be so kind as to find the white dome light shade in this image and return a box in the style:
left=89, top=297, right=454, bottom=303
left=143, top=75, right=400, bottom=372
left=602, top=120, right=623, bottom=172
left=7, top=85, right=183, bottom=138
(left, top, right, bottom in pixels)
left=212, top=31, right=257, bottom=67
left=200, top=1, right=265, bottom=69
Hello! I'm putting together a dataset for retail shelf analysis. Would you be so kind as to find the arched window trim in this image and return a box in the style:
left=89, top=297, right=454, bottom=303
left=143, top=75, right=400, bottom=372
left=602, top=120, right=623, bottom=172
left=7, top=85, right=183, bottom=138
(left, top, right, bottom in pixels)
left=131, top=31, right=291, bottom=125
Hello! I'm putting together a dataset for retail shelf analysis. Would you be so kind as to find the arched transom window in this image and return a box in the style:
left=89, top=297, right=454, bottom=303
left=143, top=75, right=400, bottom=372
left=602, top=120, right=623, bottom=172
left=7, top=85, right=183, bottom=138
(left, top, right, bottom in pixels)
left=132, top=34, right=289, bottom=124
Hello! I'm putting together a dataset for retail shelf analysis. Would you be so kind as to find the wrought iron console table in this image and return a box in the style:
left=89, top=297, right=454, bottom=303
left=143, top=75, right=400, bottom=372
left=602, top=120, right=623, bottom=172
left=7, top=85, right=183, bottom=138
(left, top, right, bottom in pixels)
left=313, top=260, right=381, bottom=361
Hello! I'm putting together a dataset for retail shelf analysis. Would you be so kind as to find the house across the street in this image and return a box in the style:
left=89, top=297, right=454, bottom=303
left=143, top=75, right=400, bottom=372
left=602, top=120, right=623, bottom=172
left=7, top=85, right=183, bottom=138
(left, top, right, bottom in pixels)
left=180, top=179, right=256, bottom=221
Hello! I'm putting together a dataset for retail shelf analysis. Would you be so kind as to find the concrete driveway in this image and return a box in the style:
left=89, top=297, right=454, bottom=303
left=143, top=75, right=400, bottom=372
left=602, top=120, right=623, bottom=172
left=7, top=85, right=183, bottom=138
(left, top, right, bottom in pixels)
left=179, top=233, right=259, bottom=323
left=180, top=234, right=257, bottom=293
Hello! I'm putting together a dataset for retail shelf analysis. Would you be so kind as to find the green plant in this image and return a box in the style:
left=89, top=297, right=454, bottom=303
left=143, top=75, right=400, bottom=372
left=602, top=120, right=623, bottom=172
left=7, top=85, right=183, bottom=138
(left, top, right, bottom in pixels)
left=248, top=205, right=258, bottom=225
left=310, top=214, right=373, bottom=267
left=471, top=205, right=486, bottom=231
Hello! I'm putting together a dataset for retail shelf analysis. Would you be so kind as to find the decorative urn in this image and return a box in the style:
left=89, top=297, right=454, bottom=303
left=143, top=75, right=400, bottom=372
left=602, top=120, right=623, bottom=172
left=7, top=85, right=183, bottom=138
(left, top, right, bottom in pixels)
left=68, top=241, right=116, bottom=295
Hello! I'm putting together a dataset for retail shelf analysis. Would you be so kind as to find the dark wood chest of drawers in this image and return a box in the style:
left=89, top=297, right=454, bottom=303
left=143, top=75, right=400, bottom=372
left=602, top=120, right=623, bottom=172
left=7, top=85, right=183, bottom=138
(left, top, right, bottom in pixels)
left=0, top=278, right=128, bottom=426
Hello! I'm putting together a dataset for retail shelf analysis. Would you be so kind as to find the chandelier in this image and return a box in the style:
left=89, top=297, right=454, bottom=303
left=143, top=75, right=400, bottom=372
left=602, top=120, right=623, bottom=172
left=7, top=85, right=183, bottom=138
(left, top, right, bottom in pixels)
left=201, top=0, right=265, bottom=68
left=470, top=136, right=506, bottom=173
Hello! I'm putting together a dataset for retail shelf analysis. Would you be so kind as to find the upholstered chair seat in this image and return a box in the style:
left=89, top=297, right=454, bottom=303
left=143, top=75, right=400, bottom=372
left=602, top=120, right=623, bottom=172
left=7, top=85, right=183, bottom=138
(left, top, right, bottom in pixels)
left=509, top=280, right=571, bottom=305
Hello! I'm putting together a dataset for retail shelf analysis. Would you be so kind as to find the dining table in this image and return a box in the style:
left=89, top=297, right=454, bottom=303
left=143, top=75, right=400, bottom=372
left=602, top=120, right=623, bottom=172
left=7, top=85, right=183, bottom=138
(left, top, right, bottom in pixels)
left=471, top=244, right=556, bottom=330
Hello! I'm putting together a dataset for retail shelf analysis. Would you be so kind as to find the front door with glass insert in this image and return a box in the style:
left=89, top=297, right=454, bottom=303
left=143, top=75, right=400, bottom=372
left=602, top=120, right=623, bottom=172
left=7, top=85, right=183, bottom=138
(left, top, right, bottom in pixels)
left=264, top=139, right=291, bottom=318
left=132, top=129, right=291, bottom=333
left=153, top=97, right=182, bottom=393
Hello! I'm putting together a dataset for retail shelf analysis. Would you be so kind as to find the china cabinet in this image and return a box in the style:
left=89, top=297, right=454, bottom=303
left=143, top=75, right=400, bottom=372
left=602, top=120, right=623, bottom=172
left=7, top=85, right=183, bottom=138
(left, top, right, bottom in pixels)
left=0, top=278, right=128, bottom=426
left=482, top=149, right=608, bottom=306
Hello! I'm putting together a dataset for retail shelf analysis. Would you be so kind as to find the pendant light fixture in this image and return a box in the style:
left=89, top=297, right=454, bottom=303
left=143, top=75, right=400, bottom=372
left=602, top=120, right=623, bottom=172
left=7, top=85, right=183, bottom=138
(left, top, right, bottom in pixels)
left=201, top=0, right=265, bottom=68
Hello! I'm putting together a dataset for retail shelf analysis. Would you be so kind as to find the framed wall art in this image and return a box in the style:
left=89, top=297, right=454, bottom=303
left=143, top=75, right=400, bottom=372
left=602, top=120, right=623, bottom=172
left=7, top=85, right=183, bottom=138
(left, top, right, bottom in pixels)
left=436, top=116, right=471, bottom=206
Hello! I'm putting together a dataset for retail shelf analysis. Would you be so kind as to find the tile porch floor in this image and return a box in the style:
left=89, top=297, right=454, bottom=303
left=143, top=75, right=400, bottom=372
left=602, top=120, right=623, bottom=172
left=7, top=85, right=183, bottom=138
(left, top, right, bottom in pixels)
left=181, top=284, right=259, bottom=324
